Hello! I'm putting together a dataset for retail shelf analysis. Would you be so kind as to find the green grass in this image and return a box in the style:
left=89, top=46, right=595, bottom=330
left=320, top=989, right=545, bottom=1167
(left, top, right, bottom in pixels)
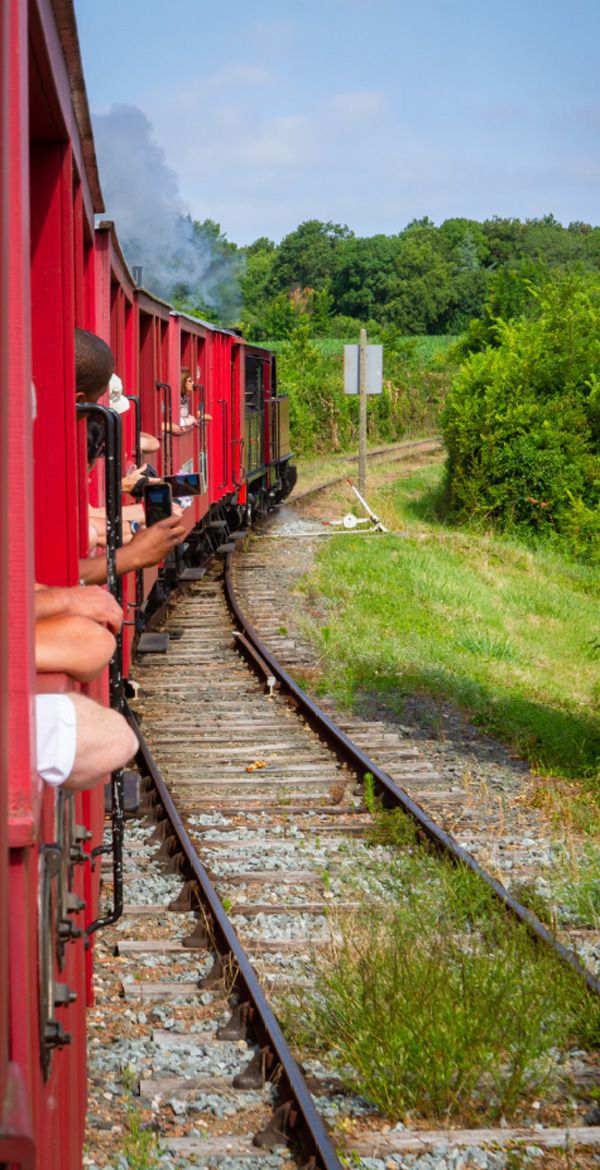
left=283, top=829, right=599, bottom=1124
left=303, top=463, right=600, bottom=803
left=122, top=1102, right=161, bottom=1170
left=554, top=842, right=600, bottom=928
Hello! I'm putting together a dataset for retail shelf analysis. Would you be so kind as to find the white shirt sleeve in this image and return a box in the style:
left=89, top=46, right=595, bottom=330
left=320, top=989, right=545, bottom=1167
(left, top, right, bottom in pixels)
left=35, top=694, right=77, bottom=786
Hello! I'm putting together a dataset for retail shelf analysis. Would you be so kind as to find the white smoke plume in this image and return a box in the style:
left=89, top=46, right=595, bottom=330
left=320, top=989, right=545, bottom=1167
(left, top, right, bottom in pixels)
left=93, top=104, right=243, bottom=323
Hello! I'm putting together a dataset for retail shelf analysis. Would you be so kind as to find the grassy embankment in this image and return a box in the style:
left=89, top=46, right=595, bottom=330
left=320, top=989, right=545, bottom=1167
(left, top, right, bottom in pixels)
left=282, top=460, right=600, bottom=1126
left=299, top=460, right=600, bottom=830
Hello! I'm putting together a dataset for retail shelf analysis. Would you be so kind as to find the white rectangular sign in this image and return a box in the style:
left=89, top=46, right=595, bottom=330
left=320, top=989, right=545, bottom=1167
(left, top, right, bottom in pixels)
left=344, top=344, right=383, bottom=395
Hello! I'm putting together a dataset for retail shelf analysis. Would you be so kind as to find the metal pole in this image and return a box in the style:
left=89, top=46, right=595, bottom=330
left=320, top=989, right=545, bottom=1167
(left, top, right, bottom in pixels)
left=358, top=327, right=367, bottom=496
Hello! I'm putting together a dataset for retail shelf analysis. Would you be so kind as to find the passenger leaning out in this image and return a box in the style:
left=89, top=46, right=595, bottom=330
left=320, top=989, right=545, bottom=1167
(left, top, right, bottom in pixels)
left=35, top=583, right=138, bottom=791
left=74, top=328, right=185, bottom=583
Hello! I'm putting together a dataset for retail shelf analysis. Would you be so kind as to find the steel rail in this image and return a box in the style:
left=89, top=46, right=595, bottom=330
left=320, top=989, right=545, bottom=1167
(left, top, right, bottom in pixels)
left=124, top=700, right=343, bottom=1170
left=330, top=435, right=441, bottom=464
left=290, top=437, right=441, bottom=503
left=223, top=551, right=600, bottom=998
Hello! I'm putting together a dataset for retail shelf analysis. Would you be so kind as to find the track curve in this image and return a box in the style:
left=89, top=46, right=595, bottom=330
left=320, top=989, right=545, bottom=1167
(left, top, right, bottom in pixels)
left=85, top=511, right=599, bottom=1169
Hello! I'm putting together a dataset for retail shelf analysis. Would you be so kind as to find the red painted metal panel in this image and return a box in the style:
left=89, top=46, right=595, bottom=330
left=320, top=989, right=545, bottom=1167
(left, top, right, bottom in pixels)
left=6, top=6, right=108, bottom=1167
left=209, top=334, right=224, bottom=505
left=8, top=848, right=37, bottom=1160
left=0, top=0, right=11, bottom=1141
left=137, top=298, right=170, bottom=477
left=136, top=297, right=172, bottom=599
left=263, top=353, right=273, bottom=472
left=6, top=0, right=37, bottom=849
left=30, top=141, right=79, bottom=587
left=106, top=241, right=137, bottom=670
left=0, top=1065, right=35, bottom=1167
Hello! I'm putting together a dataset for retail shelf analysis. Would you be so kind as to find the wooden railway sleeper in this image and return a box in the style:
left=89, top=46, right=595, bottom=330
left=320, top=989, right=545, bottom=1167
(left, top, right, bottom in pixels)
left=233, top=629, right=277, bottom=695
left=126, top=701, right=344, bottom=1170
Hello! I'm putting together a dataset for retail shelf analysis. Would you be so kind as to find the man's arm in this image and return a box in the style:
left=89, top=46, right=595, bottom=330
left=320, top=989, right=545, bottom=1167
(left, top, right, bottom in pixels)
left=78, top=514, right=186, bottom=586
left=36, top=615, right=116, bottom=681
left=35, top=584, right=123, bottom=632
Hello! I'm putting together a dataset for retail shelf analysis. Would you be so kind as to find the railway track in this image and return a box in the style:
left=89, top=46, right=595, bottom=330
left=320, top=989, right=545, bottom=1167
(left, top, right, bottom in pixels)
left=288, top=437, right=442, bottom=503
left=86, top=522, right=599, bottom=1170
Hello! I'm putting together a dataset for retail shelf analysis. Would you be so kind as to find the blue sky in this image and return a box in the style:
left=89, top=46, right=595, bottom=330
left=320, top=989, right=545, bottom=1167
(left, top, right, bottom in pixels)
left=75, top=0, right=600, bottom=245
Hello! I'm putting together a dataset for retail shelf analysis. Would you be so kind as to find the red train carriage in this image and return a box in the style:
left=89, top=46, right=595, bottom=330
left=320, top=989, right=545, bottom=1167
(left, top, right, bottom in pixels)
left=1, top=2, right=109, bottom=1167
left=93, top=220, right=139, bottom=672
left=244, top=346, right=296, bottom=516
left=136, top=286, right=171, bottom=481
left=167, top=311, right=212, bottom=529
left=134, top=285, right=172, bottom=607
left=0, top=3, right=295, bottom=1168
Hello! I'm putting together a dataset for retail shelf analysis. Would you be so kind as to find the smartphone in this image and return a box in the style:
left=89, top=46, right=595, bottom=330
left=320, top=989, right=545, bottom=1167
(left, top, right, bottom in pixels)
left=164, top=473, right=202, bottom=497
left=143, top=482, right=172, bottom=526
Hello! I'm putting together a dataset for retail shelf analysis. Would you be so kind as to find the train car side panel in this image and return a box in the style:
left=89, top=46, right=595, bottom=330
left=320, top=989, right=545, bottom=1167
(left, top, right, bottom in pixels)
left=0, top=2, right=36, bottom=1163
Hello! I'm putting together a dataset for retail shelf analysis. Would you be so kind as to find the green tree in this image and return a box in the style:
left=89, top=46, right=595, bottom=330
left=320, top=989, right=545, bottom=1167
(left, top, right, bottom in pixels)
left=332, top=234, right=403, bottom=321
left=239, top=239, right=277, bottom=338
left=439, top=218, right=489, bottom=267
left=270, top=220, right=353, bottom=294
left=390, top=223, right=455, bottom=332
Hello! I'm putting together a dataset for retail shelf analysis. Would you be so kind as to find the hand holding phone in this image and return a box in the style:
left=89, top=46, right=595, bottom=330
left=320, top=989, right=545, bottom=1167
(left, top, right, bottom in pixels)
left=143, top=482, right=172, bottom=527
left=164, top=473, right=202, bottom=496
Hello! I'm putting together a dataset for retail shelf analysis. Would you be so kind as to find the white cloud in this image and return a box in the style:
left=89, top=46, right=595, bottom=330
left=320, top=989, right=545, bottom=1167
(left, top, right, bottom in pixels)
left=181, top=106, right=313, bottom=171
left=204, top=65, right=273, bottom=93
left=240, top=19, right=296, bottom=55
left=331, top=90, right=387, bottom=122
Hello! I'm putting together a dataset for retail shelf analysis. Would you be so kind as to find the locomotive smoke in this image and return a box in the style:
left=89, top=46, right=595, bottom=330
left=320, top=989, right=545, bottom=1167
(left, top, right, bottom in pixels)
left=93, top=104, right=242, bottom=323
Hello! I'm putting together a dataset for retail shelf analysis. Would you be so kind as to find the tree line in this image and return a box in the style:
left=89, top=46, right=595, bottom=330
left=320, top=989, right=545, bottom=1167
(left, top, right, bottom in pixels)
left=174, top=214, right=600, bottom=340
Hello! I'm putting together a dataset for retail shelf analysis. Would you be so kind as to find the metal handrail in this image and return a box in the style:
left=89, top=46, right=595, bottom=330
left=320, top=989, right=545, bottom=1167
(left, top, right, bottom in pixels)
left=156, top=382, right=173, bottom=475
left=125, top=395, right=144, bottom=623
left=125, top=393, right=142, bottom=470
left=77, top=404, right=125, bottom=935
left=193, top=382, right=209, bottom=490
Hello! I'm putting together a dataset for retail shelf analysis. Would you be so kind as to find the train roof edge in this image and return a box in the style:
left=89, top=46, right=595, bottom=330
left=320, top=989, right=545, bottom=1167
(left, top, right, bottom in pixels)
left=169, top=309, right=243, bottom=340
left=51, top=0, right=104, bottom=213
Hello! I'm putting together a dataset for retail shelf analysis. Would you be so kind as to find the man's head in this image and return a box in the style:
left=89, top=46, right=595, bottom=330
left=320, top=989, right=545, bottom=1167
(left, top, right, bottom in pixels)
left=75, top=328, right=114, bottom=402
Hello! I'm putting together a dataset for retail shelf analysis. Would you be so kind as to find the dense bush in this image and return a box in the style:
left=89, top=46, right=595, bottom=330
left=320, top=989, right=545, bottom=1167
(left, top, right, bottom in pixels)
left=441, top=275, right=600, bottom=560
